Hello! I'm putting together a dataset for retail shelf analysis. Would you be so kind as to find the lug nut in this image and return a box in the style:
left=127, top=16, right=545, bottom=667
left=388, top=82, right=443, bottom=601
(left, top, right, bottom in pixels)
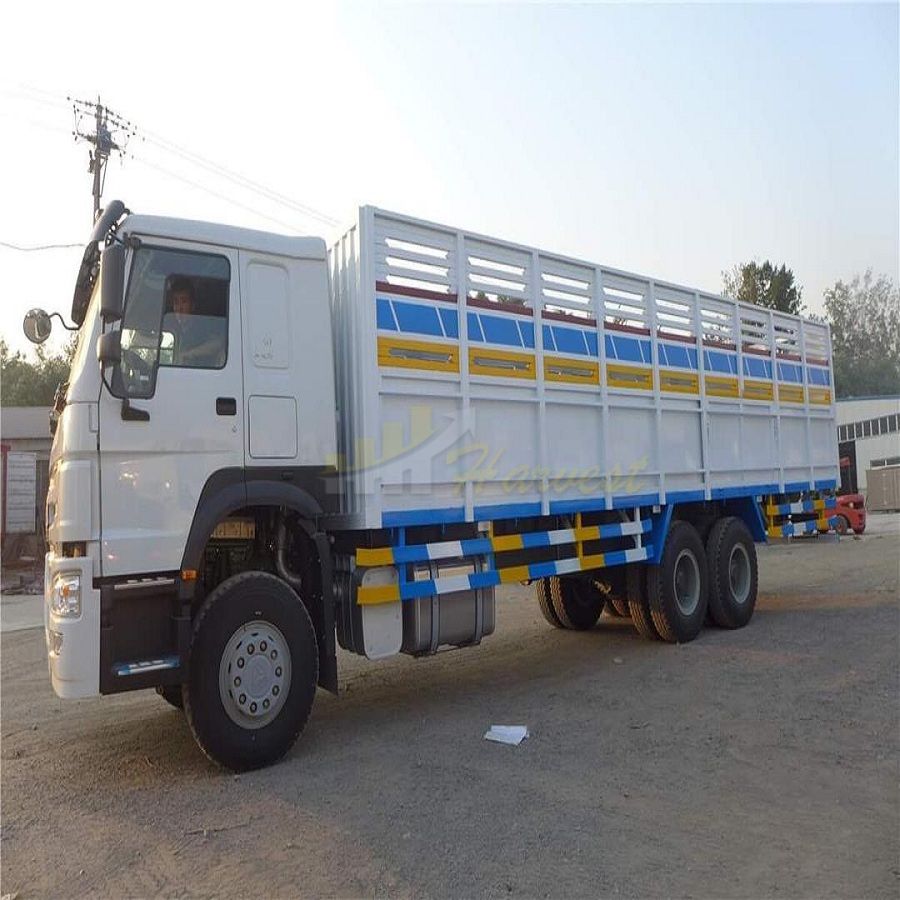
left=234, top=676, right=241, bottom=687
left=239, top=693, right=247, bottom=705
left=270, top=650, right=277, bottom=660
left=260, top=641, right=267, bottom=652
left=275, top=666, right=282, bottom=677
left=272, top=685, right=280, bottom=696
left=250, top=702, right=257, bottom=713
left=247, top=643, right=255, bottom=655
left=237, top=658, right=245, bottom=669
left=263, top=699, right=270, bottom=709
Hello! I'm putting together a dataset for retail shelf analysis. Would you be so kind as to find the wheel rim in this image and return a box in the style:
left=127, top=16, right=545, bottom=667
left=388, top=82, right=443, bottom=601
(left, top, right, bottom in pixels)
left=218, top=620, right=292, bottom=730
left=728, top=544, right=751, bottom=605
left=673, top=549, right=701, bottom=617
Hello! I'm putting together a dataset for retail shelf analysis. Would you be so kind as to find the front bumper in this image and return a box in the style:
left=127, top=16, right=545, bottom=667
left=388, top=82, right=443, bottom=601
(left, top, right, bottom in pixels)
left=44, top=552, right=100, bottom=698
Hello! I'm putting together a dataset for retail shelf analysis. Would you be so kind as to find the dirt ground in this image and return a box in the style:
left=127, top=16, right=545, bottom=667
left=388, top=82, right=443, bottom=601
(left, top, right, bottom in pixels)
left=2, top=517, right=898, bottom=899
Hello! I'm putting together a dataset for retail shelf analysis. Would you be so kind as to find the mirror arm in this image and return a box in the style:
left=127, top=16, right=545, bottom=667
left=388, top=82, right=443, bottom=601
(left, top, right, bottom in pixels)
left=50, top=312, right=79, bottom=332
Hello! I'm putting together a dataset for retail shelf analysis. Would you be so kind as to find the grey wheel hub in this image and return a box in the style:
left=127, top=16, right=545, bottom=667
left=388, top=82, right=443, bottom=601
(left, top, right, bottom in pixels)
left=219, top=620, right=291, bottom=730
left=673, top=549, right=701, bottom=617
left=728, top=544, right=751, bottom=605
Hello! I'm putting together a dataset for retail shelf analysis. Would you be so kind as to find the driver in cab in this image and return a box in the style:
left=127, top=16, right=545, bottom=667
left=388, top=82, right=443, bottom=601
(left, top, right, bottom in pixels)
left=165, top=277, right=226, bottom=368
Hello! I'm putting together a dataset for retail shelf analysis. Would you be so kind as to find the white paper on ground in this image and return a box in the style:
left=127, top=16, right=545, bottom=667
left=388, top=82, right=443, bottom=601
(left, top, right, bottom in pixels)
left=484, top=725, right=529, bottom=745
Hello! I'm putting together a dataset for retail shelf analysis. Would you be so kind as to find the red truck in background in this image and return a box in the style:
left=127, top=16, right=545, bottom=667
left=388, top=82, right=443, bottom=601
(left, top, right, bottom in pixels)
left=832, top=493, right=866, bottom=534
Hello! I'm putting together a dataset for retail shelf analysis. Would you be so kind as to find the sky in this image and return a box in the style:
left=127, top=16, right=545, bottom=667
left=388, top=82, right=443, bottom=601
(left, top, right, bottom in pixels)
left=1, top=2, right=897, bottom=359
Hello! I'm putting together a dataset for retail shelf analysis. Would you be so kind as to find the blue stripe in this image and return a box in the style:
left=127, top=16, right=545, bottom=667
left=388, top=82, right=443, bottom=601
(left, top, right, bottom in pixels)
left=528, top=560, right=561, bottom=579
left=473, top=501, right=542, bottom=520
left=460, top=537, right=492, bottom=556
left=376, top=297, right=396, bottom=331
left=521, top=531, right=551, bottom=549
left=815, top=478, right=837, bottom=490
left=548, top=497, right=607, bottom=514
left=481, top=314, right=523, bottom=347
left=712, top=483, right=779, bottom=500
left=439, top=308, right=459, bottom=339
left=783, top=481, right=809, bottom=493
left=469, top=570, right=500, bottom=590
left=519, top=320, right=535, bottom=348
left=612, top=493, right=659, bottom=508
left=665, top=489, right=706, bottom=504
left=552, top=325, right=589, bottom=356
left=603, top=549, right=629, bottom=567
left=393, top=300, right=443, bottom=337
left=382, top=506, right=466, bottom=527
left=467, top=312, right=484, bottom=342
left=543, top=325, right=556, bottom=351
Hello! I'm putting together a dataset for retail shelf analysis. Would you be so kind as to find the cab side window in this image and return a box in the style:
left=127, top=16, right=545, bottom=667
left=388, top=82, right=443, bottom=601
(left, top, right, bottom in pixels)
left=117, top=248, right=230, bottom=397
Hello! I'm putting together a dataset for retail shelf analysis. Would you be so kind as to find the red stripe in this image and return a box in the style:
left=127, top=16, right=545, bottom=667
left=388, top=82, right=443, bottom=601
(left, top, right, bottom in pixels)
left=541, top=308, right=597, bottom=327
left=376, top=280, right=458, bottom=304
left=466, top=296, right=534, bottom=317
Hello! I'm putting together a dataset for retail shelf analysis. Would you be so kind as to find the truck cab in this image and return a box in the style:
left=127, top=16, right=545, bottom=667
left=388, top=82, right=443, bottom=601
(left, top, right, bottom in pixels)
left=35, top=203, right=337, bottom=707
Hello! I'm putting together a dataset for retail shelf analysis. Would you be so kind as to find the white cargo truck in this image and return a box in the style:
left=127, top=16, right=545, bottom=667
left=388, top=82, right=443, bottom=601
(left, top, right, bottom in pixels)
left=25, top=201, right=839, bottom=770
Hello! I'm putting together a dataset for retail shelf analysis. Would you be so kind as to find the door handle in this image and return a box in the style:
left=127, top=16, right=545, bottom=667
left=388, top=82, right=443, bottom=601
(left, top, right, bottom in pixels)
left=216, top=397, right=237, bottom=416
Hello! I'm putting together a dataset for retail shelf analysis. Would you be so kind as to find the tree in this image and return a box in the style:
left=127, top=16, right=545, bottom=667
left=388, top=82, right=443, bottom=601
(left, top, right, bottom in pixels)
left=0, top=337, right=77, bottom=407
left=823, top=271, right=900, bottom=399
left=722, top=261, right=804, bottom=315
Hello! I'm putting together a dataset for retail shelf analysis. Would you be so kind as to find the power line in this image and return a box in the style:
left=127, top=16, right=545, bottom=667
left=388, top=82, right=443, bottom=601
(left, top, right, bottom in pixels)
left=0, top=240, right=82, bottom=252
left=131, top=155, right=311, bottom=234
left=141, top=131, right=340, bottom=228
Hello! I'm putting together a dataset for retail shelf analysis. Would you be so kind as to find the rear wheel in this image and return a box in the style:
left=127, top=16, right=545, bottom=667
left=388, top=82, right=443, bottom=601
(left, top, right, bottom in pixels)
left=535, top=578, right=564, bottom=629
left=606, top=594, right=630, bottom=618
left=626, top=564, right=660, bottom=640
left=549, top=576, right=605, bottom=630
left=706, top=517, right=758, bottom=629
left=646, top=520, right=708, bottom=643
left=184, top=571, right=319, bottom=771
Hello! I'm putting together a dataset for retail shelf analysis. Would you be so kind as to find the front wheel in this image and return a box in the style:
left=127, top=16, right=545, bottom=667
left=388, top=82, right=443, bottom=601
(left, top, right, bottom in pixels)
left=184, top=571, right=319, bottom=771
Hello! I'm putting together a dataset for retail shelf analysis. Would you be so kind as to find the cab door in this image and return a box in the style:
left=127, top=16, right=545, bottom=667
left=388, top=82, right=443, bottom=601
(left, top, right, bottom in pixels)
left=98, top=239, right=243, bottom=578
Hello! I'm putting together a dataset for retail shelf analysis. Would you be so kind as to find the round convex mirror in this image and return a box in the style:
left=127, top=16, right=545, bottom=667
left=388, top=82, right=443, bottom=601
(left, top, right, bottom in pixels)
left=23, top=308, right=52, bottom=344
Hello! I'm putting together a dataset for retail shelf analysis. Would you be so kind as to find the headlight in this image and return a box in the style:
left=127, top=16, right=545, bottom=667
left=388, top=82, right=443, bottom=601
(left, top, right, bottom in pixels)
left=50, top=572, right=81, bottom=618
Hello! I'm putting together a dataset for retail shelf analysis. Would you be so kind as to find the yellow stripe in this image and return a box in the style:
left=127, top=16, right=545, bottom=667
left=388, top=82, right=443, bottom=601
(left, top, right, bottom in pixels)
left=607, top=363, right=653, bottom=391
left=499, top=565, right=530, bottom=583
left=469, top=348, right=536, bottom=380
left=377, top=336, right=459, bottom=373
left=742, top=379, right=774, bottom=401
left=766, top=526, right=783, bottom=539
left=778, top=384, right=805, bottom=404
left=544, top=356, right=600, bottom=385
left=356, top=583, right=402, bottom=606
left=355, top=547, right=395, bottom=566
left=491, top=533, right=524, bottom=552
left=809, top=387, right=831, bottom=405
left=705, top=375, right=739, bottom=398
left=580, top=552, right=606, bottom=569
left=573, top=525, right=601, bottom=542
left=660, top=370, right=700, bottom=394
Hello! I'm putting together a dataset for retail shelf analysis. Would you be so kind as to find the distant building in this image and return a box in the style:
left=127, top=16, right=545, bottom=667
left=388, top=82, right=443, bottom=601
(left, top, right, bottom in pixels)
left=1, top=406, right=52, bottom=540
left=835, top=395, right=900, bottom=494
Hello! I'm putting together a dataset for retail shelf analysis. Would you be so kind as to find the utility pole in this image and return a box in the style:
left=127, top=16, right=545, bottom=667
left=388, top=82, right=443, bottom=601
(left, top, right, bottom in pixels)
left=71, top=96, right=135, bottom=222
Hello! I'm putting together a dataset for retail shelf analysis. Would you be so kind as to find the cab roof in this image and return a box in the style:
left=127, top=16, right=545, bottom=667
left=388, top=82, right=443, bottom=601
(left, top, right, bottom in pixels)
left=121, top=214, right=327, bottom=260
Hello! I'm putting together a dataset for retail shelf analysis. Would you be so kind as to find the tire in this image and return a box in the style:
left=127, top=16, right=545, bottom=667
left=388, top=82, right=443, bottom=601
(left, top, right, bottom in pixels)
left=549, top=576, right=604, bottom=630
left=535, top=578, right=565, bottom=629
left=606, top=594, right=630, bottom=618
left=156, top=685, right=183, bottom=710
left=646, top=520, right=708, bottom=643
left=705, top=516, right=758, bottom=630
left=625, top=564, right=660, bottom=640
left=184, top=571, right=319, bottom=772
left=833, top=514, right=849, bottom=536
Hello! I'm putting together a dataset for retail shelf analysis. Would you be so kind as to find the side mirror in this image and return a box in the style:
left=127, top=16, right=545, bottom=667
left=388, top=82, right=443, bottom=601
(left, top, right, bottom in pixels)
left=97, top=330, right=122, bottom=366
left=100, top=243, right=126, bottom=323
left=23, top=308, right=52, bottom=344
